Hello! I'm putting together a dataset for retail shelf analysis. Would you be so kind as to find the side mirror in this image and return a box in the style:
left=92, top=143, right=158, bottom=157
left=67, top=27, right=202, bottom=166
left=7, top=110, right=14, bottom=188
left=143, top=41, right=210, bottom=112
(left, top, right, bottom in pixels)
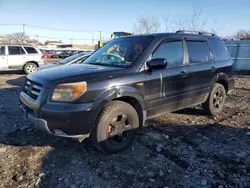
left=147, top=58, right=167, bottom=71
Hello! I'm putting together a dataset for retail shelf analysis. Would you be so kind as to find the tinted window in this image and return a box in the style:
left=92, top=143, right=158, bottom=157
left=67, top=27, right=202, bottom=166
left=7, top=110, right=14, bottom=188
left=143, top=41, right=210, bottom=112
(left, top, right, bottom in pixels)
left=186, top=41, right=206, bottom=63
left=0, top=46, right=5, bottom=55
left=152, top=41, right=183, bottom=67
left=209, top=38, right=230, bottom=61
left=8, top=46, right=25, bottom=55
left=24, top=46, right=38, bottom=54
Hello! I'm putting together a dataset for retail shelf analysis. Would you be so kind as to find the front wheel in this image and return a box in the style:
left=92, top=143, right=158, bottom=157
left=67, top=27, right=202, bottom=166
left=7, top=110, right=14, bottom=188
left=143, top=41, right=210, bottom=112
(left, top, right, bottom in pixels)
left=24, top=62, right=38, bottom=74
left=92, top=101, right=139, bottom=154
left=202, top=83, right=226, bottom=116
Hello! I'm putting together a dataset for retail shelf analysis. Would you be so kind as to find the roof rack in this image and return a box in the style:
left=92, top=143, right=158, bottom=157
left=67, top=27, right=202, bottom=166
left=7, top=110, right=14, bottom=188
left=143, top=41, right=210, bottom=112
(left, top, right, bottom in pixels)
left=176, top=30, right=216, bottom=36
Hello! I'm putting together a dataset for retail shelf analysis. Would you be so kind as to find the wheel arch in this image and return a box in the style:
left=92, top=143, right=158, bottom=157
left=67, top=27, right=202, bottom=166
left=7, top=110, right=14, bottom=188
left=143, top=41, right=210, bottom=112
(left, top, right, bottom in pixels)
left=22, top=61, right=39, bottom=71
left=111, top=96, right=144, bottom=129
left=215, top=73, right=229, bottom=92
left=90, top=87, right=146, bottom=134
left=216, top=79, right=228, bottom=92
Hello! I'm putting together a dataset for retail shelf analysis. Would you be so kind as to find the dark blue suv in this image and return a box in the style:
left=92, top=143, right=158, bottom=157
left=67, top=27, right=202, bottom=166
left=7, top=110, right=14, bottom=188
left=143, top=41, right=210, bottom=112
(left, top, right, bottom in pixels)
left=19, top=30, right=234, bottom=153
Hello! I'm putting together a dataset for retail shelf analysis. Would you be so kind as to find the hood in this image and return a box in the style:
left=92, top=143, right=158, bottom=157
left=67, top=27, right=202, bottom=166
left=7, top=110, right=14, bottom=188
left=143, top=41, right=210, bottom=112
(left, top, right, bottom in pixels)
left=28, top=63, right=123, bottom=87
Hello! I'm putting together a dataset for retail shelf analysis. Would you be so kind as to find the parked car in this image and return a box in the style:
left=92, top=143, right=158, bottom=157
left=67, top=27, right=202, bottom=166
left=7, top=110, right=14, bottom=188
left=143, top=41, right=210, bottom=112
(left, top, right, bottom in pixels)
left=19, top=31, right=234, bottom=153
left=58, top=50, right=71, bottom=59
left=50, top=50, right=62, bottom=58
left=0, top=45, right=45, bottom=74
left=42, top=50, right=54, bottom=58
left=37, top=52, right=91, bottom=71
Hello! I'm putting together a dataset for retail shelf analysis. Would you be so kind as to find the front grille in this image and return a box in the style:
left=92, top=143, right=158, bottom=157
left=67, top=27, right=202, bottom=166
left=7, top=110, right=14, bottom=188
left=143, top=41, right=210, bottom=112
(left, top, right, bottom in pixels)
left=23, top=79, right=42, bottom=100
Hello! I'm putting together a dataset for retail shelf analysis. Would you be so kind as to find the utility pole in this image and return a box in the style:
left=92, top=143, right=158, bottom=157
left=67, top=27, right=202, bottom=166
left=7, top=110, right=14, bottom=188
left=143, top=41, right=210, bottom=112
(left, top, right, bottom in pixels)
left=99, top=30, right=102, bottom=41
left=23, top=24, right=25, bottom=34
left=36, top=35, right=38, bottom=41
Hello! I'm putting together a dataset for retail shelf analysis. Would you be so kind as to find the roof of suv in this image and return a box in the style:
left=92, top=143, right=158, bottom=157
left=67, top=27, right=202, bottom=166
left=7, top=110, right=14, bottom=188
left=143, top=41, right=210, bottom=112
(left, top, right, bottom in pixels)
left=124, top=32, right=221, bottom=40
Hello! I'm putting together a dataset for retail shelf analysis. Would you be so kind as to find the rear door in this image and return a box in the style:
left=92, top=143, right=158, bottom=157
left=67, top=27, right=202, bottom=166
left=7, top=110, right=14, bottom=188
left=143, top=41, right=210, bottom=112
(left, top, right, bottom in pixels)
left=23, top=46, right=43, bottom=63
left=183, top=39, right=215, bottom=107
left=7, top=46, right=27, bottom=69
left=0, top=46, right=8, bottom=69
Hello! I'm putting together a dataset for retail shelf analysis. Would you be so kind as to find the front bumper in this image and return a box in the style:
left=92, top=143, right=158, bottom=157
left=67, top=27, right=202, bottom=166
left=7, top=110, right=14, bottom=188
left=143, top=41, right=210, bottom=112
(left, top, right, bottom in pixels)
left=19, top=91, right=98, bottom=141
left=38, top=61, right=46, bottom=66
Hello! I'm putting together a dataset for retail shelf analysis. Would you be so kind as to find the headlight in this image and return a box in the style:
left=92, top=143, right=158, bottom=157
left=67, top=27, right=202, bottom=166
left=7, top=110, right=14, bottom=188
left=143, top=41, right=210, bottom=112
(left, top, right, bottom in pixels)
left=51, top=81, right=87, bottom=101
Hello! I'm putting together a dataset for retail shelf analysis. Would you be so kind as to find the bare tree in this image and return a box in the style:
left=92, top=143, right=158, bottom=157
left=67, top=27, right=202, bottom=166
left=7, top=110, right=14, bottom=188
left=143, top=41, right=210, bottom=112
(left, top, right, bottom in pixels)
left=133, top=16, right=160, bottom=34
left=162, top=14, right=172, bottom=32
left=4, top=32, right=30, bottom=44
left=235, top=30, right=250, bottom=39
left=172, top=19, right=188, bottom=31
left=188, top=5, right=207, bottom=31
left=209, top=19, right=222, bottom=35
left=170, top=6, right=207, bottom=32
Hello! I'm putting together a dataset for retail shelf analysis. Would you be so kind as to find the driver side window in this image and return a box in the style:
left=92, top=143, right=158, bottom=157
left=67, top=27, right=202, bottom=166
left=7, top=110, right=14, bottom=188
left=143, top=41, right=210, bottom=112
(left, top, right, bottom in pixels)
left=152, top=41, right=184, bottom=67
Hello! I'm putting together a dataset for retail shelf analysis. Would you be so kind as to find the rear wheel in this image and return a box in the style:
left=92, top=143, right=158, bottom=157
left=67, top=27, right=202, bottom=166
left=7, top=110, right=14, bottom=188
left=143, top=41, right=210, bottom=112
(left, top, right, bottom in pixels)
left=24, top=62, right=38, bottom=74
left=92, top=101, right=139, bottom=154
left=202, top=83, right=226, bottom=115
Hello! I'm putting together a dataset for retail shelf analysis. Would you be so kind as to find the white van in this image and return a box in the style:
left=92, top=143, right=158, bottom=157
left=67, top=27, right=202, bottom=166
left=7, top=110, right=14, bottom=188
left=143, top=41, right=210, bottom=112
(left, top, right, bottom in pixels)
left=0, top=45, right=45, bottom=74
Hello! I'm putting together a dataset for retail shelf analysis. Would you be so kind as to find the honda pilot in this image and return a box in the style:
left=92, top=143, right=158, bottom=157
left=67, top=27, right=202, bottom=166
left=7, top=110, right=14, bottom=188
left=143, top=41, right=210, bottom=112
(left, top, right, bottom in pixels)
left=19, top=31, right=234, bottom=153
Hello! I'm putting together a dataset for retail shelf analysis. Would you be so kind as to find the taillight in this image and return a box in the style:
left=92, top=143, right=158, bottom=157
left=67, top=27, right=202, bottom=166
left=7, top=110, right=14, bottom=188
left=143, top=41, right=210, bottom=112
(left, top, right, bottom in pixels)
left=41, top=54, right=45, bottom=59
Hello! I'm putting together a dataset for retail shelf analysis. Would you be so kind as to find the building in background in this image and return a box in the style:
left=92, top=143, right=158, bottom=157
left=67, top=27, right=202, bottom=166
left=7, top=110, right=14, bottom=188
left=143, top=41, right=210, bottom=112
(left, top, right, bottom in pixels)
left=57, top=44, right=94, bottom=50
left=44, top=40, right=63, bottom=48
left=0, top=36, right=5, bottom=44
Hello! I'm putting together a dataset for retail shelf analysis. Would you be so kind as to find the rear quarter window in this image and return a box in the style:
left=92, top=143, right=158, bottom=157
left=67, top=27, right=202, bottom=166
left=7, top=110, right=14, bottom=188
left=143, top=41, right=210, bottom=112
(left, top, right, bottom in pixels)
left=208, top=38, right=230, bottom=61
left=186, top=41, right=207, bottom=63
left=24, top=47, right=38, bottom=54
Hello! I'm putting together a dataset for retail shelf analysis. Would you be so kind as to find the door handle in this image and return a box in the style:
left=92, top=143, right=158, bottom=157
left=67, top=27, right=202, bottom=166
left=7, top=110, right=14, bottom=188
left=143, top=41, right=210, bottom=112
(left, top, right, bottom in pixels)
left=180, top=71, right=188, bottom=77
left=211, top=66, right=217, bottom=72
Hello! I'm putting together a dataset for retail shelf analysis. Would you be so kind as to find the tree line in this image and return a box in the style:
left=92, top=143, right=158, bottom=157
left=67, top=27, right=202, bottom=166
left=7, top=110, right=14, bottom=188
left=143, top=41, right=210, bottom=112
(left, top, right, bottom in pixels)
left=132, top=6, right=250, bottom=40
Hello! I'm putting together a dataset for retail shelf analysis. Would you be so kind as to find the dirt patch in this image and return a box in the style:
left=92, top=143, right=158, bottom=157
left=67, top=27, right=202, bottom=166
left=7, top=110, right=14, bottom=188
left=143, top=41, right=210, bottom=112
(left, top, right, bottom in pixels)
left=0, top=74, right=250, bottom=188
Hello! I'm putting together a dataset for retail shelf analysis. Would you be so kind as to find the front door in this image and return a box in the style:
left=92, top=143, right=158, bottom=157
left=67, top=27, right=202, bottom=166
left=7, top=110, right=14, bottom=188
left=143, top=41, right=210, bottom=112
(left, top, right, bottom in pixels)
left=0, top=46, right=8, bottom=69
left=145, top=40, right=189, bottom=118
left=7, top=46, right=27, bottom=69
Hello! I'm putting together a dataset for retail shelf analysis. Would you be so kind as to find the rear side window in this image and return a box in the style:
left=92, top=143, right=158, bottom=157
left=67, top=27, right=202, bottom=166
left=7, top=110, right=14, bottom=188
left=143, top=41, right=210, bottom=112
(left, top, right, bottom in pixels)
left=186, top=41, right=206, bottom=64
left=0, top=46, right=5, bottom=55
left=24, top=47, right=38, bottom=54
left=152, top=41, right=184, bottom=67
left=209, top=39, right=230, bottom=61
left=8, top=46, right=25, bottom=55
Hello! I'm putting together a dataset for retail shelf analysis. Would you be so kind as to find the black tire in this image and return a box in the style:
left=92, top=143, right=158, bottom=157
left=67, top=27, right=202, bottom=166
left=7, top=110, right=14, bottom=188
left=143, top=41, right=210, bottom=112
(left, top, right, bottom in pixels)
left=24, top=62, right=38, bottom=74
left=202, top=83, right=226, bottom=116
left=92, top=101, right=139, bottom=154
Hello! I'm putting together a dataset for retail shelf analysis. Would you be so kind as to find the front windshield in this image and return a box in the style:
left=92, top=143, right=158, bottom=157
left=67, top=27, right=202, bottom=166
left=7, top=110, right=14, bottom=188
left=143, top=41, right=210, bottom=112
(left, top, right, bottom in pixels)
left=84, top=36, right=153, bottom=67
left=59, top=53, right=83, bottom=64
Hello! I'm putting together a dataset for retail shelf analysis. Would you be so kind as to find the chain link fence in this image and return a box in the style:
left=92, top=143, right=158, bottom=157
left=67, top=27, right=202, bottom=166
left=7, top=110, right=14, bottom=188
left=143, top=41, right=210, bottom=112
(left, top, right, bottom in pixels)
left=225, top=40, right=250, bottom=71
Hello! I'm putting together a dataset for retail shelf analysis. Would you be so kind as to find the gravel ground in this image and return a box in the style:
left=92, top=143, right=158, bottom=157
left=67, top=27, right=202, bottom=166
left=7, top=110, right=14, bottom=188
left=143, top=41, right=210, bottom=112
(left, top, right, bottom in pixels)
left=0, top=73, right=250, bottom=188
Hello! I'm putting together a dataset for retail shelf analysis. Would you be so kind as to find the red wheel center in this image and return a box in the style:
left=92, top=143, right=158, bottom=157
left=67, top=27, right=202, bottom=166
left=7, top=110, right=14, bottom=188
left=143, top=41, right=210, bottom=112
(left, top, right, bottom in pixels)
left=108, top=124, right=112, bottom=133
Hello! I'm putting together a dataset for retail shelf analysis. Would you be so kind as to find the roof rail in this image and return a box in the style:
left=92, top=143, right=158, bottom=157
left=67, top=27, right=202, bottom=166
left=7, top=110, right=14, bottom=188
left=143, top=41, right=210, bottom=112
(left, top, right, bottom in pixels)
left=176, top=30, right=216, bottom=36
